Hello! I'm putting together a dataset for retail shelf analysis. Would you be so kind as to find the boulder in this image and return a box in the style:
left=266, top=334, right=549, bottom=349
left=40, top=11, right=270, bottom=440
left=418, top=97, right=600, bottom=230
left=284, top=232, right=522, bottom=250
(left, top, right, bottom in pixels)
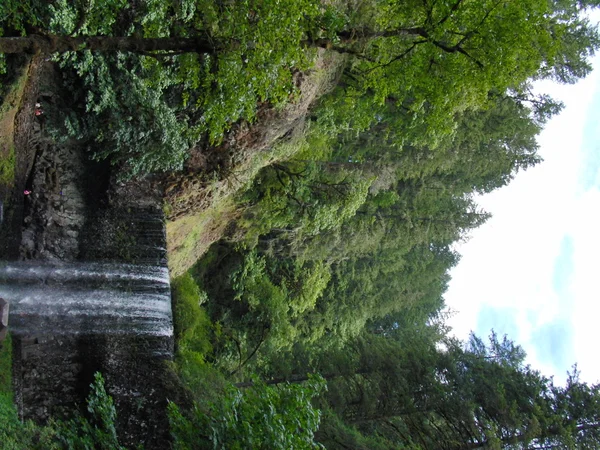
left=0, top=298, right=8, bottom=339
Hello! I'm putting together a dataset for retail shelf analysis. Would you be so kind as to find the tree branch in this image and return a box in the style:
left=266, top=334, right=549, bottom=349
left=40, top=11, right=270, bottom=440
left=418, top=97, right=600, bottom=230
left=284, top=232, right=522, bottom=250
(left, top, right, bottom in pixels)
left=437, top=0, right=466, bottom=27
left=359, top=40, right=428, bottom=75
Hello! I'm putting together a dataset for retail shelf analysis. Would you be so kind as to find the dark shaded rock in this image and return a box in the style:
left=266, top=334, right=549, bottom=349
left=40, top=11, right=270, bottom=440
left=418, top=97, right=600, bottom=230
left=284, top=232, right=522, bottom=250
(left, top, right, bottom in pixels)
left=12, top=333, right=178, bottom=448
left=19, top=141, right=88, bottom=261
left=9, top=135, right=176, bottom=448
left=0, top=297, right=7, bottom=327
left=0, top=297, right=8, bottom=342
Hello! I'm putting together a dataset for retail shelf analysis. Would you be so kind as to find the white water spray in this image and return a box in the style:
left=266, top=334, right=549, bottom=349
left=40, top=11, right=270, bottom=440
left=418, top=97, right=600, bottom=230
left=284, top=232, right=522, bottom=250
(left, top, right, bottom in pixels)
left=0, top=262, right=173, bottom=337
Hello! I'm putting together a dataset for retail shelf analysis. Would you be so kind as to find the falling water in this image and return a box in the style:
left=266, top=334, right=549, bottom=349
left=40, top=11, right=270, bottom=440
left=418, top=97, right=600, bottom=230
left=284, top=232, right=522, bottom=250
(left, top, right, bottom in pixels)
left=5, top=260, right=176, bottom=443
left=4, top=134, right=175, bottom=447
left=0, top=261, right=173, bottom=338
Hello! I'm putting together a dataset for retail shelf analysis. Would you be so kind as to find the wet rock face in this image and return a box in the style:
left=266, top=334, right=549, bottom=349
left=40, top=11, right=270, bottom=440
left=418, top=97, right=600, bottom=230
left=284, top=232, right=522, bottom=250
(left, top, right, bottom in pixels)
left=10, top=138, right=177, bottom=447
left=80, top=204, right=168, bottom=266
left=9, top=216, right=175, bottom=448
left=20, top=142, right=88, bottom=261
left=12, top=335, right=84, bottom=421
left=12, top=333, right=177, bottom=448
left=0, top=297, right=7, bottom=326
left=4, top=259, right=175, bottom=448
left=0, top=298, right=8, bottom=342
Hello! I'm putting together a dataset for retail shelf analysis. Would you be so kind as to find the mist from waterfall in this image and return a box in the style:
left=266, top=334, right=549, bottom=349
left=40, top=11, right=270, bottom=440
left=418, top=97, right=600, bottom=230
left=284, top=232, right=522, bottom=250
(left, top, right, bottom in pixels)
left=0, top=262, right=173, bottom=337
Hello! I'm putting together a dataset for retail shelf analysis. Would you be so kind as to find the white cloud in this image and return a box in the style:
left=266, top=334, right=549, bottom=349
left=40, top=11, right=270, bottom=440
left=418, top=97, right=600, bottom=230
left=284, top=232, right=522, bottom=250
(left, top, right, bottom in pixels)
left=570, top=188, right=600, bottom=378
left=445, top=50, right=600, bottom=386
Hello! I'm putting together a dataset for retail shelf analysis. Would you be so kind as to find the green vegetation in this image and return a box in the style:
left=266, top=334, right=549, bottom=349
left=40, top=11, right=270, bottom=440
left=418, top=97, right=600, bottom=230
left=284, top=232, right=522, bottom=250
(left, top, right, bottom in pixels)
left=0, top=336, right=22, bottom=450
left=172, top=273, right=212, bottom=359
left=0, top=144, right=15, bottom=185
left=2, top=0, right=600, bottom=448
left=0, top=334, right=11, bottom=399
left=167, top=197, right=238, bottom=278
left=0, top=335, right=25, bottom=450
left=169, top=376, right=325, bottom=449
left=313, top=331, right=600, bottom=449
left=0, top=64, right=28, bottom=188
left=1, top=369, right=126, bottom=450
left=170, top=272, right=328, bottom=449
left=52, top=373, right=125, bottom=450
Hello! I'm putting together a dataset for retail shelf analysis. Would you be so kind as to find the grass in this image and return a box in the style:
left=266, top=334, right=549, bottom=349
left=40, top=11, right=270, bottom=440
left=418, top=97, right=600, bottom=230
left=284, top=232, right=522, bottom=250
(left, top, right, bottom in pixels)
left=167, top=196, right=239, bottom=277
left=0, top=144, right=15, bottom=185
left=0, top=333, right=12, bottom=400
left=0, top=64, right=29, bottom=188
left=166, top=133, right=310, bottom=277
left=0, top=334, right=24, bottom=449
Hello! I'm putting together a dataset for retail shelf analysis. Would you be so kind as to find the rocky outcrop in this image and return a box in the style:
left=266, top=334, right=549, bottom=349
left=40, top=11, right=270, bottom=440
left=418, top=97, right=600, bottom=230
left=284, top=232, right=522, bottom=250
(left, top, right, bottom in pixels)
left=20, top=138, right=88, bottom=261
left=80, top=177, right=167, bottom=265
left=163, top=51, right=346, bottom=276
left=12, top=332, right=178, bottom=448
left=163, top=50, right=346, bottom=220
left=0, top=297, right=8, bottom=342
left=10, top=126, right=176, bottom=448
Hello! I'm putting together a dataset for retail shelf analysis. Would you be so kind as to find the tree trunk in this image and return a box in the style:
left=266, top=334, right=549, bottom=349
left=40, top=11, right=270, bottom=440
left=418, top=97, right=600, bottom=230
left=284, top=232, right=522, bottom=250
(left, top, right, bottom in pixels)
left=0, top=35, right=218, bottom=55
left=0, top=26, right=470, bottom=62
left=234, top=367, right=377, bottom=388
left=0, top=30, right=418, bottom=57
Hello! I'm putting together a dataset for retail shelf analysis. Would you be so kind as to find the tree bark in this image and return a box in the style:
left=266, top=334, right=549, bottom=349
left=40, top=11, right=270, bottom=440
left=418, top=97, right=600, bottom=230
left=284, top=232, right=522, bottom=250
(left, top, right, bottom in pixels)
left=234, top=367, right=376, bottom=388
left=0, top=29, right=419, bottom=56
left=0, top=25, right=449, bottom=58
left=0, top=35, right=218, bottom=55
left=0, top=26, right=482, bottom=70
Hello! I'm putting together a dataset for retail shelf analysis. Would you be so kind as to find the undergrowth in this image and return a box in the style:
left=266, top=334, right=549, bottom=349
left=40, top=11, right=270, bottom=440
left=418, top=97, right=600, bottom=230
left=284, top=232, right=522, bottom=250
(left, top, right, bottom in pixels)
left=0, top=144, right=15, bottom=185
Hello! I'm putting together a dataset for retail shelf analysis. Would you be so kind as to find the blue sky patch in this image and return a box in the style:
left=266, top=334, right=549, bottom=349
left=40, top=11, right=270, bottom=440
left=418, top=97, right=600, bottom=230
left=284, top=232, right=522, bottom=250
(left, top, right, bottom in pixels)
left=579, top=85, right=600, bottom=190
left=552, top=234, right=575, bottom=296
left=531, top=319, right=574, bottom=375
left=476, top=304, right=519, bottom=340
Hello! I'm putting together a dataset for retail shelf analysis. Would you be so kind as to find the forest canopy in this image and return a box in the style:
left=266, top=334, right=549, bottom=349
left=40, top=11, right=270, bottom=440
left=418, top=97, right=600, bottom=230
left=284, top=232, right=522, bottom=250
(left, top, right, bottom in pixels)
left=2, top=0, right=600, bottom=448
left=1, top=0, right=597, bottom=172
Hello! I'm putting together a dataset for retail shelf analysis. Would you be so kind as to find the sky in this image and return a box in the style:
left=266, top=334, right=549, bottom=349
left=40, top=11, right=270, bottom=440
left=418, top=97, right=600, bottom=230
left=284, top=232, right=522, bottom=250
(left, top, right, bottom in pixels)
left=445, top=43, right=600, bottom=386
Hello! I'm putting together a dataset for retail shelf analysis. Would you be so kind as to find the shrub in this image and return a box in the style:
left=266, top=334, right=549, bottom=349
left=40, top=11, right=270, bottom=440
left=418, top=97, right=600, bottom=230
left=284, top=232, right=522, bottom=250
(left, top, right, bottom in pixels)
left=0, top=369, right=123, bottom=450
left=0, top=144, right=15, bottom=185
left=171, top=273, right=213, bottom=358
left=168, top=375, right=325, bottom=449
left=54, top=372, right=125, bottom=450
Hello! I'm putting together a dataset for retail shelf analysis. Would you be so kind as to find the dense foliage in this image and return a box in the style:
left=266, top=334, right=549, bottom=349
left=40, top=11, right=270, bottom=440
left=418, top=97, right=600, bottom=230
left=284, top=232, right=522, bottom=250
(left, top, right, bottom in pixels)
left=169, top=376, right=325, bottom=449
left=3, top=0, right=600, bottom=448
left=0, top=366, right=126, bottom=450
left=2, top=0, right=596, bottom=173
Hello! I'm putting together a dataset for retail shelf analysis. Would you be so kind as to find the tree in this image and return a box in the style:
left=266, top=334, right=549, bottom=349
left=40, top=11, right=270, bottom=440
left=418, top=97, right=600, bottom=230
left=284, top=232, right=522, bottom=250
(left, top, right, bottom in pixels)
left=323, top=0, right=599, bottom=140
left=2, top=0, right=597, bottom=145
left=168, top=375, right=325, bottom=449
left=0, top=0, right=325, bottom=173
left=321, top=332, right=600, bottom=450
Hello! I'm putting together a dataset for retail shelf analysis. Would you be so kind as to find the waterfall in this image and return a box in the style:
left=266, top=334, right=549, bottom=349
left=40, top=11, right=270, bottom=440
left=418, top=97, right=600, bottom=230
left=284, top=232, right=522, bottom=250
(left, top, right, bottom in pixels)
left=0, top=261, right=173, bottom=338
left=4, top=127, right=175, bottom=447
left=5, top=260, right=176, bottom=442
